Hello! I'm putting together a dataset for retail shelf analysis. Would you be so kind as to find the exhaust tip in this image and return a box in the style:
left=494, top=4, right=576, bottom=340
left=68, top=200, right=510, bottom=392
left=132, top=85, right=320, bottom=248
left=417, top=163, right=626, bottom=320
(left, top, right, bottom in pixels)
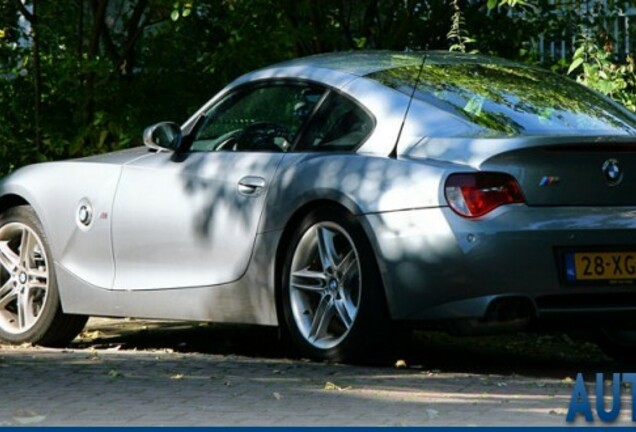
left=485, top=297, right=536, bottom=322
left=448, top=296, right=536, bottom=336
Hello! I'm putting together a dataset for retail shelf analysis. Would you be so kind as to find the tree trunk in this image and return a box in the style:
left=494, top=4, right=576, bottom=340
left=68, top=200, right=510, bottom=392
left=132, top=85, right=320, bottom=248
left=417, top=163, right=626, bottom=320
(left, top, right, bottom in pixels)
left=84, top=0, right=109, bottom=126
left=77, top=0, right=84, bottom=58
left=15, top=0, right=42, bottom=154
left=32, top=0, right=42, bottom=154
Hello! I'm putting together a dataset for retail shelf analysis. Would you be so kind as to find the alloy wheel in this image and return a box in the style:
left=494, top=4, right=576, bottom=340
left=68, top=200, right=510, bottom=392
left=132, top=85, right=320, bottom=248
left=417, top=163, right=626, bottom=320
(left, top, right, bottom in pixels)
left=288, top=222, right=361, bottom=350
left=0, top=222, right=49, bottom=334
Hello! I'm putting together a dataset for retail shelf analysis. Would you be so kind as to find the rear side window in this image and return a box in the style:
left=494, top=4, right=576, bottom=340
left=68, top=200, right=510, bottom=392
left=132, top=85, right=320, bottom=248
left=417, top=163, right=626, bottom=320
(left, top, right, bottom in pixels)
left=367, top=63, right=636, bottom=137
left=294, top=92, right=373, bottom=152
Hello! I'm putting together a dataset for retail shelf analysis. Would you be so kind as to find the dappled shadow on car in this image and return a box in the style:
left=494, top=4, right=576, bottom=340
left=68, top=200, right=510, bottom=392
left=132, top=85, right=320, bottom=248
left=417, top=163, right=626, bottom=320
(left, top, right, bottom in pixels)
left=71, top=319, right=617, bottom=378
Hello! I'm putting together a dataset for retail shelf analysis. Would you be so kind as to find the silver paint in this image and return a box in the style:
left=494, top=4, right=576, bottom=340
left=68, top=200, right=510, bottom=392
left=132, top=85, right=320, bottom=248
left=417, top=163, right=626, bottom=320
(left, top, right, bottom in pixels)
left=1, top=51, right=636, bottom=329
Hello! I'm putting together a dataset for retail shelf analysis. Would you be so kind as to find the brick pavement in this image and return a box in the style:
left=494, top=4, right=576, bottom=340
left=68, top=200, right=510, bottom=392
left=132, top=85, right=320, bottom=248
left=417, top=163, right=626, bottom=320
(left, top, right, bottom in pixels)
left=0, top=318, right=624, bottom=426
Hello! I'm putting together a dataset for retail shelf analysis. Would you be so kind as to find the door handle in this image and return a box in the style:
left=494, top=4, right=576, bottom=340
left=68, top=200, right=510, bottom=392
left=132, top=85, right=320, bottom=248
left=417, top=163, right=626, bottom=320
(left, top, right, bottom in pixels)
left=238, top=176, right=267, bottom=196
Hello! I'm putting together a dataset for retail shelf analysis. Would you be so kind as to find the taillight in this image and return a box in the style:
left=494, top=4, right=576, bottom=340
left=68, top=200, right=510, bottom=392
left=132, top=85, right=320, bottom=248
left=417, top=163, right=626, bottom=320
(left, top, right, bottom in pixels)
left=444, top=172, right=525, bottom=218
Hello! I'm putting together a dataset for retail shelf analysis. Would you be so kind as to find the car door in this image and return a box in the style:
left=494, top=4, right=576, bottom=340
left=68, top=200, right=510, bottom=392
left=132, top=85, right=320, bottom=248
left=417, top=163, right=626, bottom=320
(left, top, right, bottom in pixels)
left=111, top=81, right=325, bottom=290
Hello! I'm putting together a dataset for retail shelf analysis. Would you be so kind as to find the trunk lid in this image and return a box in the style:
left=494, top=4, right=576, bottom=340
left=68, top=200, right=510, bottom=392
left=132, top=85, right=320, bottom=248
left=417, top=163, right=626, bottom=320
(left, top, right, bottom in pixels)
left=480, top=139, right=636, bottom=206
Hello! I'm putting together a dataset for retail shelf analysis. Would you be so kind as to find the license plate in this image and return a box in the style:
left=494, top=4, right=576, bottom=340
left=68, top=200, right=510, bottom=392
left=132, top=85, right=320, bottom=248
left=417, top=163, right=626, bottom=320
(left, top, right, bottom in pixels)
left=565, top=252, right=636, bottom=281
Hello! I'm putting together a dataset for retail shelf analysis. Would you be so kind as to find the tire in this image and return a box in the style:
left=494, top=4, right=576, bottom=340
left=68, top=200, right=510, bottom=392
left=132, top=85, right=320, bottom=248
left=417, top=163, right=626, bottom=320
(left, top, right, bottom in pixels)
left=0, top=206, right=87, bottom=346
left=598, top=329, right=636, bottom=363
left=280, top=206, right=395, bottom=363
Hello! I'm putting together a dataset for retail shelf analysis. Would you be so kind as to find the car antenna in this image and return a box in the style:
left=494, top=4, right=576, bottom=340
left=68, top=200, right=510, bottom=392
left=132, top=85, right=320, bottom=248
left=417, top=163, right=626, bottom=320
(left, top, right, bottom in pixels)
left=389, top=50, right=428, bottom=159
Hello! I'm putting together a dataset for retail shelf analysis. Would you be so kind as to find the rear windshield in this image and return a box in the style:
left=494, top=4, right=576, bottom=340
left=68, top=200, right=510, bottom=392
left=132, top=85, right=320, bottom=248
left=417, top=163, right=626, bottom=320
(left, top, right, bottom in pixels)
left=367, top=63, right=636, bottom=136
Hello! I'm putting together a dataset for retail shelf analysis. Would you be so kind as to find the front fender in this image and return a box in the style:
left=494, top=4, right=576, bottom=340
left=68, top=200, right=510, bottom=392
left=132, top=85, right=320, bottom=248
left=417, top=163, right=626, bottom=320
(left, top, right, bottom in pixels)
left=0, top=161, right=122, bottom=290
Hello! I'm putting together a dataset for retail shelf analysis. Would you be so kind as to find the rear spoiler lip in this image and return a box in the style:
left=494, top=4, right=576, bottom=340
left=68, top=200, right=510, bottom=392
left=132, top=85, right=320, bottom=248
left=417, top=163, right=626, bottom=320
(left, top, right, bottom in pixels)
left=543, top=142, right=636, bottom=152
left=402, top=134, right=636, bottom=166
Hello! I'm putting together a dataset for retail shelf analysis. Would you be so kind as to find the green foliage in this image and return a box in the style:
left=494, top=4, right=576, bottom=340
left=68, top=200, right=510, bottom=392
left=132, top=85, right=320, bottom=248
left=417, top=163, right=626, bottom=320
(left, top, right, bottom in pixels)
left=371, top=60, right=635, bottom=136
left=1, top=0, right=636, bottom=178
left=447, top=0, right=476, bottom=53
left=488, top=0, right=530, bottom=9
left=568, top=28, right=636, bottom=112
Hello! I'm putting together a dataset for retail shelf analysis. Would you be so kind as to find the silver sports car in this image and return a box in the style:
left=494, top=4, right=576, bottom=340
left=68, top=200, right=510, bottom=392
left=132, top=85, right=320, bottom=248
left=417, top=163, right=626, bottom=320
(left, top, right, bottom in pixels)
left=2, top=51, right=636, bottom=361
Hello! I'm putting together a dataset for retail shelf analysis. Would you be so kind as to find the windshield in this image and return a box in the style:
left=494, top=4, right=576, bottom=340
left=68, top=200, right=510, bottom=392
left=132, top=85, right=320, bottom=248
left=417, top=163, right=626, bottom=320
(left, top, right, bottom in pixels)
left=367, top=63, right=636, bottom=137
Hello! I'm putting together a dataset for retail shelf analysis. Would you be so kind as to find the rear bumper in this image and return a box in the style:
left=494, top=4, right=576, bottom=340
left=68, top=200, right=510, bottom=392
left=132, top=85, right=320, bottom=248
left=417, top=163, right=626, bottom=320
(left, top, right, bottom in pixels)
left=361, top=204, right=636, bottom=322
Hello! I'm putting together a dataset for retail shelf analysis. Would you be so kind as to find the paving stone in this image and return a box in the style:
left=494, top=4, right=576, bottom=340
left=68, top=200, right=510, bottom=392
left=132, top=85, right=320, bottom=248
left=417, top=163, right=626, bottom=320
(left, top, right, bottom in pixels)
left=0, top=318, right=605, bottom=426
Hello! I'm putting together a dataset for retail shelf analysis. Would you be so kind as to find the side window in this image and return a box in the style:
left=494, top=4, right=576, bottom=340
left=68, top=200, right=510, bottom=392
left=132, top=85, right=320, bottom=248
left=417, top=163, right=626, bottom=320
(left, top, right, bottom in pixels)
left=294, top=92, right=373, bottom=152
left=191, top=83, right=324, bottom=152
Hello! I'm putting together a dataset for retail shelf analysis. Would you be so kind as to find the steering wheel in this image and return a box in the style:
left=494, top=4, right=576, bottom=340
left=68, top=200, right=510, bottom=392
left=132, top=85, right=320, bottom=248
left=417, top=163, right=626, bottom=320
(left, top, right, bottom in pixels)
left=214, top=129, right=244, bottom=151
left=233, top=122, right=291, bottom=152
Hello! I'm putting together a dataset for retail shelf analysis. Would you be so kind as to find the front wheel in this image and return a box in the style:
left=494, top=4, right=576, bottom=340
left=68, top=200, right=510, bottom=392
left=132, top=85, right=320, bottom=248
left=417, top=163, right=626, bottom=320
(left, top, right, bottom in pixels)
left=0, top=206, right=87, bottom=346
left=280, top=207, right=393, bottom=362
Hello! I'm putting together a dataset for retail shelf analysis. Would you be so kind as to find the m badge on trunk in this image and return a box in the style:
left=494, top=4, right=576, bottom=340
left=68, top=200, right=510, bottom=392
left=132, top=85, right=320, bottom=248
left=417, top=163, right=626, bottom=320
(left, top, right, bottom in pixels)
left=602, top=159, right=623, bottom=186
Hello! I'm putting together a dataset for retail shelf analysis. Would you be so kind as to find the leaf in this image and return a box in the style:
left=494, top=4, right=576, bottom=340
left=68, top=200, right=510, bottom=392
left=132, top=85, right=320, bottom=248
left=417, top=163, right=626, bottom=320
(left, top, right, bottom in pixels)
left=567, top=57, right=584, bottom=75
left=171, top=373, right=185, bottom=380
left=598, top=80, right=613, bottom=94
left=573, top=45, right=585, bottom=58
left=487, top=0, right=498, bottom=9
left=272, top=392, right=282, bottom=400
left=13, top=409, right=45, bottom=425
left=324, top=381, right=338, bottom=390
left=108, top=369, right=121, bottom=379
left=395, top=359, right=407, bottom=368
left=425, top=408, right=439, bottom=420
left=353, top=37, right=367, bottom=49
left=182, top=8, right=191, bottom=17
left=81, top=330, right=101, bottom=340
left=14, top=415, right=46, bottom=425
left=170, top=10, right=180, bottom=21
left=324, top=381, right=351, bottom=391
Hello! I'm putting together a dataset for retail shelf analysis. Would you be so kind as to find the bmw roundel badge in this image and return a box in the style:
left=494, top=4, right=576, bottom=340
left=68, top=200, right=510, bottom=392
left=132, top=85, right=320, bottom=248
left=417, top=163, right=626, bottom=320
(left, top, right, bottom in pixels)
left=602, top=158, right=623, bottom=186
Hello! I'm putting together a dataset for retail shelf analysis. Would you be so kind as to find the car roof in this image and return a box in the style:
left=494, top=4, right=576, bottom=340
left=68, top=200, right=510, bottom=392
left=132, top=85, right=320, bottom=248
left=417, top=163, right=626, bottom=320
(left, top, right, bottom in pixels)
left=227, top=50, right=528, bottom=93
left=266, top=50, right=524, bottom=77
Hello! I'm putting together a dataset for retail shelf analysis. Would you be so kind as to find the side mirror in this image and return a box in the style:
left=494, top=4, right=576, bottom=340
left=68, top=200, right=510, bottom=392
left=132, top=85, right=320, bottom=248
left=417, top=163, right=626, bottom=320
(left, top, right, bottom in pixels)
left=143, top=122, right=183, bottom=152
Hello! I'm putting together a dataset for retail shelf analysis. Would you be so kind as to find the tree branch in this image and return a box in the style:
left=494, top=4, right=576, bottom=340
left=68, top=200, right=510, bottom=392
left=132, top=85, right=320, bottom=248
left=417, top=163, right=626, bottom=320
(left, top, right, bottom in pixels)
left=117, top=0, right=149, bottom=76
left=125, top=0, right=147, bottom=41
left=88, top=0, right=109, bottom=58
left=16, top=0, right=34, bottom=23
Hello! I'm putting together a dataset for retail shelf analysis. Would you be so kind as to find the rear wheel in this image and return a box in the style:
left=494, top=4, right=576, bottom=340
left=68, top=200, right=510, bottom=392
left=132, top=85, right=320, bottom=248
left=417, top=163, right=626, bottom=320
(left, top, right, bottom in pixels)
left=0, top=206, right=87, bottom=346
left=280, top=206, right=395, bottom=362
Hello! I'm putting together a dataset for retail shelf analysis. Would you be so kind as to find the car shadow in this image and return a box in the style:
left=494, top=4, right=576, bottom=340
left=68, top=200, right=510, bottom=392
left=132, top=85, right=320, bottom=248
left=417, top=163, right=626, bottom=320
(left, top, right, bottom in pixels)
left=71, top=318, right=617, bottom=378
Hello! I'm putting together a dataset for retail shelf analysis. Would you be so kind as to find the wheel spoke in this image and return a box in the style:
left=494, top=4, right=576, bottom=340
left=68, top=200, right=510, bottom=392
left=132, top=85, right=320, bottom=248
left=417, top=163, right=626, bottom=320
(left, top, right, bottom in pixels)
left=333, top=298, right=353, bottom=330
left=0, top=279, right=15, bottom=308
left=316, top=226, right=338, bottom=272
left=17, top=290, right=34, bottom=329
left=19, top=228, right=35, bottom=267
left=290, top=268, right=327, bottom=293
left=0, top=292, right=16, bottom=310
left=0, top=241, right=19, bottom=273
left=307, top=295, right=334, bottom=343
left=28, top=268, right=47, bottom=281
left=27, top=280, right=47, bottom=291
left=337, top=250, right=356, bottom=275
